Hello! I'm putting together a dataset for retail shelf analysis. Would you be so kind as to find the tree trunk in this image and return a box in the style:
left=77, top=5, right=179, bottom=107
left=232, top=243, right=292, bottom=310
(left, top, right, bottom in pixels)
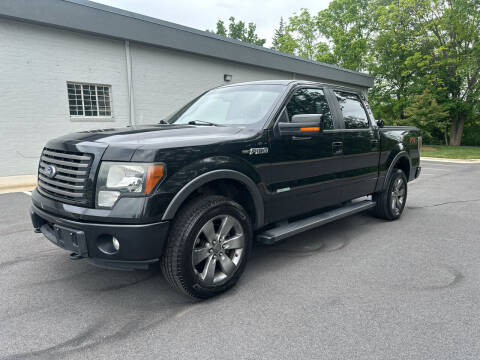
left=449, top=117, right=457, bottom=146
left=449, top=116, right=465, bottom=146
left=454, top=116, right=465, bottom=146
left=444, top=126, right=449, bottom=146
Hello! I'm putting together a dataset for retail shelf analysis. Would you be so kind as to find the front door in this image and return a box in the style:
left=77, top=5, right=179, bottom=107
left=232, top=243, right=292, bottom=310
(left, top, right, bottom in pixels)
left=265, top=87, right=344, bottom=223
left=332, top=90, right=379, bottom=200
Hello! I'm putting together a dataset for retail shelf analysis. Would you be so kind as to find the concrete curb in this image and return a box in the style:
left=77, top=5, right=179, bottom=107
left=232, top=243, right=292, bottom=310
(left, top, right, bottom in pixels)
left=0, top=175, right=37, bottom=194
left=422, top=157, right=480, bottom=164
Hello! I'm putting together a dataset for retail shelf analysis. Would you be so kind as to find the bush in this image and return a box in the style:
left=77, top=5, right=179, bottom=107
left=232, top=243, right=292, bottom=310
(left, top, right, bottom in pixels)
left=462, top=123, right=480, bottom=146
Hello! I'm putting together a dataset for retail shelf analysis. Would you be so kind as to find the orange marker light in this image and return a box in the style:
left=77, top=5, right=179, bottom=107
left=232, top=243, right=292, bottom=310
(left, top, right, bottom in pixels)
left=300, top=127, right=320, bottom=132
left=145, top=164, right=165, bottom=194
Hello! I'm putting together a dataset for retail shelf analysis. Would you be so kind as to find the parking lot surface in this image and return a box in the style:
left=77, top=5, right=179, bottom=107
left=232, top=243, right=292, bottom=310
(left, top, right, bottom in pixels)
left=1, top=160, right=480, bottom=359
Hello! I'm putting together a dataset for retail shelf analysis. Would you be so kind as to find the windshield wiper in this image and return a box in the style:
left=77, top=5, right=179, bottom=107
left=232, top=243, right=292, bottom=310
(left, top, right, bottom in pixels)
left=188, top=120, right=223, bottom=127
left=158, top=119, right=170, bottom=124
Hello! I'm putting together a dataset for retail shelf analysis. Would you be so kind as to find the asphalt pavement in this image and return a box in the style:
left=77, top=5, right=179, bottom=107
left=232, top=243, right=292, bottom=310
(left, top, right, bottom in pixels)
left=1, top=160, right=480, bottom=359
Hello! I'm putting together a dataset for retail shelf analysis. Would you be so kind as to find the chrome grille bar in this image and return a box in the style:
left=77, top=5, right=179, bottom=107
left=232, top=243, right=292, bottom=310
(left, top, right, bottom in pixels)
left=39, top=163, right=88, bottom=176
left=42, top=149, right=91, bottom=161
left=38, top=168, right=85, bottom=182
left=38, top=175, right=85, bottom=190
left=41, top=155, right=90, bottom=168
left=37, top=181, right=85, bottom=198
left=37, top=148, right=93, bottom=204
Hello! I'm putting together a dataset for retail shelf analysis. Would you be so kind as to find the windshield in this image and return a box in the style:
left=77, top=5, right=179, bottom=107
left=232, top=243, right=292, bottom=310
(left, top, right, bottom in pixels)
left=167, top=84, right=285, bottom=126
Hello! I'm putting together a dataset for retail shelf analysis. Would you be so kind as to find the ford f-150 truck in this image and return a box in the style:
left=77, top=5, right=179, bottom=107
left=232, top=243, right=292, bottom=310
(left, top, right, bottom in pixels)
left=30, top=80, right=421, bottom=298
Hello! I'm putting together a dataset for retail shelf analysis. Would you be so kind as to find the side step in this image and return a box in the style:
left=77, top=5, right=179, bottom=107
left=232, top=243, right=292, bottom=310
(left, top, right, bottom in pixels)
left=256, top=200, right=376, bottom=245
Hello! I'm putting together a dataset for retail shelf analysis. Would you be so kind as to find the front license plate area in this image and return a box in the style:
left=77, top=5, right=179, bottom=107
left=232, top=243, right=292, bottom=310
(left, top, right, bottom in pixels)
left=41, top=223, right=89, bottom=257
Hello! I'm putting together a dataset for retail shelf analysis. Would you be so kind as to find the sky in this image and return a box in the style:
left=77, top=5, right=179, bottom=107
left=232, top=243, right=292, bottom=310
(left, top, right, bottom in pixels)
left=94, top=0, right=332, bottom=46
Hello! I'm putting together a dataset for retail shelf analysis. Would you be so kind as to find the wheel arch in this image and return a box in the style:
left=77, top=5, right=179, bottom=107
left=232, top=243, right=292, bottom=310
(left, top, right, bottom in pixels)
left=381, top=151, right=412, bottom=191
left=161, top=169, right=265, bottom=229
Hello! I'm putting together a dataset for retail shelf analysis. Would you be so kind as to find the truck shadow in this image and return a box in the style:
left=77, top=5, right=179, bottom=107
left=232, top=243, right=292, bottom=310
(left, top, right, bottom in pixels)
left=2, top=212, right=381, bottom=360
left=251, top=212, right=379, bottom=259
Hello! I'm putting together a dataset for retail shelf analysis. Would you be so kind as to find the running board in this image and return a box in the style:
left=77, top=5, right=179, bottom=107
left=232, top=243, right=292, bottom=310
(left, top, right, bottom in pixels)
left=256, top=200, right=376, bottom=245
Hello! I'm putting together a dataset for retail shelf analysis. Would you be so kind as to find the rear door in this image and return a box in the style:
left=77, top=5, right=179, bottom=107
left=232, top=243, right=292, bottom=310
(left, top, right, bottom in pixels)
left=265, top=86, right=344, bottom=222
left=332, top=90, right=380, bottom=200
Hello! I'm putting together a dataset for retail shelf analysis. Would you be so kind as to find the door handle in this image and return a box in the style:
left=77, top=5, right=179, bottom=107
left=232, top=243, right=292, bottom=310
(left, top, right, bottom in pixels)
left=332, top=141, right=343, bottom=155
left=292, top=136, right=312, bottom=141
left=371, top=139, right=379, bottom=147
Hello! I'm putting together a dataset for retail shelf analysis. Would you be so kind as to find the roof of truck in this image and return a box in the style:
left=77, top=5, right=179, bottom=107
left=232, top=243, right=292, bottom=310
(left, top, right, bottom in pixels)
left=220, top=80, right=364, bottom=92
left=0, top=0, right=374, bottom=88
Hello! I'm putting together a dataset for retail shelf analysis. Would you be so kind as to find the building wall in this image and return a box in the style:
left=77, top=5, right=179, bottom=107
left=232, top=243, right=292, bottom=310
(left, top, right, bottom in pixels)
left=0, top=18, right=360, bottom=176
left=130, top=43, right=294, bottom=125
left=0, top=18, right=130, bottom=176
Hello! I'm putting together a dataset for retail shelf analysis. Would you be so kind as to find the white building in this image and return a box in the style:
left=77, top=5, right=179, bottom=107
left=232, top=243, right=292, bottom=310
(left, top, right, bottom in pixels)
left=0, top=0, right=373, bottom=176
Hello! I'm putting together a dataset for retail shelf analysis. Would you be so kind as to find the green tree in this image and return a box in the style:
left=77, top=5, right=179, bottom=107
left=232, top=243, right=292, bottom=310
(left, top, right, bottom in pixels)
left=215, top=20, right=227, bottom=37
left=404, top=89, right=450, bottom=144
left=271, top=17, right=285, bottom=51
left=285, top=9, right=322, bottom=60
left=316, top=0, right=372, bottom=71
left=271, top=0, right=480, bottom=146
left=420, top=0, right=480, bottom=145
left=368, top=0, right=427, bottom=123
left=210, top=17, right=266, bottom=46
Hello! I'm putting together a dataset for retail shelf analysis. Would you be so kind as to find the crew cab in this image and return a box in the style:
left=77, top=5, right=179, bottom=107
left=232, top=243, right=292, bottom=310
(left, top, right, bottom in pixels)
left=30, top=80, right=421, bottom=298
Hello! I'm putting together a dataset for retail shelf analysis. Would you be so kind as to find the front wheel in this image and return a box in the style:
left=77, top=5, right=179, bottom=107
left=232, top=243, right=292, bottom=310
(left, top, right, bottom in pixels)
left=161, top=195, right=252, bottom=299
left=373, top=168, right=408, bottom=220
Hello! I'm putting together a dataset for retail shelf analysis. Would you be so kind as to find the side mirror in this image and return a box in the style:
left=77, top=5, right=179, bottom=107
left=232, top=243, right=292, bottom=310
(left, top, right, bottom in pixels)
left=376, top=120, right=385, bottom=128
left=278, top=114, right=323, bottom=137
left=291, top=114, right=322, bottom=124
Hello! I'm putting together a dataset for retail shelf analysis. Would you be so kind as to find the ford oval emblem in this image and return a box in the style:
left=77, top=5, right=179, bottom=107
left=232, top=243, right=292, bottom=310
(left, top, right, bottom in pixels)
left=45, top=165, right=57, bottom=179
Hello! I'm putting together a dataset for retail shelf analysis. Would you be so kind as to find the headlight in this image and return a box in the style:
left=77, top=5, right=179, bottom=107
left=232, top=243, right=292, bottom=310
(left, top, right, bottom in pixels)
left=96, top=162, right=165, bottom=208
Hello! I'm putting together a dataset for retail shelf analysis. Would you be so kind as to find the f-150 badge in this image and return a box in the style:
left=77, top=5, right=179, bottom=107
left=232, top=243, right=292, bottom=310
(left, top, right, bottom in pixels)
left=242, top=147, right=269, bottom=155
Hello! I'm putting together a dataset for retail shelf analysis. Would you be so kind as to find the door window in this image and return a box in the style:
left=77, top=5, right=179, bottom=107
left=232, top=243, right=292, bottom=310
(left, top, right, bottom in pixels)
left=334, top=91, right=370, bottom=129
left=285, top=88, right=334, bottom=129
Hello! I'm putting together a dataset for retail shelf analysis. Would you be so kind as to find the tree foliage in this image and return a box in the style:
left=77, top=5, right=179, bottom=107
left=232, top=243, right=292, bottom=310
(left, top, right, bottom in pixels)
left=210, top=17, right=266, bottom=46
left=271, top=0, right=480, bottom=145
left=404, top=89, right=450, bottom=144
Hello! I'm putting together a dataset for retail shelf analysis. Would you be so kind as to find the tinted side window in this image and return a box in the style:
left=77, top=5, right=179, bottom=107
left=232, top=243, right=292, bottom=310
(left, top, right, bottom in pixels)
left=334, top=91, right=370, bottom=129
left=285, top=88, right=334, bottom=129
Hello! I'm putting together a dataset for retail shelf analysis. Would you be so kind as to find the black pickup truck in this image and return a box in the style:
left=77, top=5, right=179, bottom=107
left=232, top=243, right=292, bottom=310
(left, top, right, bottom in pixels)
left=30, top=80, right=421, bottom=298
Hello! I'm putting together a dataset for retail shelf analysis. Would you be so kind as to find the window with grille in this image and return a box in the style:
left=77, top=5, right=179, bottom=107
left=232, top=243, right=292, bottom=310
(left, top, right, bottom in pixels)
left=67, top=82, right=112, bottom=117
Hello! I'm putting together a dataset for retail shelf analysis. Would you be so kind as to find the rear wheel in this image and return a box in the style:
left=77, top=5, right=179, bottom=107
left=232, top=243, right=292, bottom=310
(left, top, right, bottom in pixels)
left=161, top=195, right=252, bottom=299
left=373, top=168, right=407, bottom=220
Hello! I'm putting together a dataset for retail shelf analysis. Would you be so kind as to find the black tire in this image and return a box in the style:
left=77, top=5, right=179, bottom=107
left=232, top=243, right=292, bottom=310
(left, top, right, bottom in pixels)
left=373, top=168, right=408, bottom=220
left=161, top=195, right=252, bottom=299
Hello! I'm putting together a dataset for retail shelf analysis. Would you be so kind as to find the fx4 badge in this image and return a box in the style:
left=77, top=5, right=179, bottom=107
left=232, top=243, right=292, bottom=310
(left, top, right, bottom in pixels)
left=242, top=147, right=269, bottom=155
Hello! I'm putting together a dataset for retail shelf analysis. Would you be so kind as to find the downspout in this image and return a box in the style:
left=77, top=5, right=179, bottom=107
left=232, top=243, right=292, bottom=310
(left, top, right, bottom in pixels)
left=125, top=40, right=134, bottom=126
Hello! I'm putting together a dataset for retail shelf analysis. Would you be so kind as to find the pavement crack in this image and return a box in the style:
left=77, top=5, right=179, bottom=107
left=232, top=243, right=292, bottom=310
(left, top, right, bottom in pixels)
left=408, top=198, right=480, bottom=209
left=0, top=250, right=58, bottom=270
left=97, top=272, right=158, bottom=292
left=0, top=228, right=31, bottom=236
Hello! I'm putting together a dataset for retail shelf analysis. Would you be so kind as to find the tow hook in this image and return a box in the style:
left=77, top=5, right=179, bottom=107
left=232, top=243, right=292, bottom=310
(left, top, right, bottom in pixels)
left=69, top=252, right=83, bottom=260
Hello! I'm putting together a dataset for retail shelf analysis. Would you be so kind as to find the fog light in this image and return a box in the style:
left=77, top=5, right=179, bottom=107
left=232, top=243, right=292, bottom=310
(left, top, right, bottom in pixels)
left=98, top=190, right=120, bottom=208
left=97, top=234, right=119, bottom=255
left=112, top=237, right=120, bottom=251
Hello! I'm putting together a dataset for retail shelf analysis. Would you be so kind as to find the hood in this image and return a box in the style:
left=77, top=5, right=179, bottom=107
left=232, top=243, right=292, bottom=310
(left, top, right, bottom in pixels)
left=52, top=124, right=250, bottom=147
left=45, top=124, right=259, bottom=161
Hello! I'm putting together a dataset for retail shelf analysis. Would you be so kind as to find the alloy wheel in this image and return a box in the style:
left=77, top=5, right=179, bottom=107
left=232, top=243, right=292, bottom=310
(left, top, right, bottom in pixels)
left=391, top=177, right=406, bottom=216
left=192, top=215, right=245, bottom=285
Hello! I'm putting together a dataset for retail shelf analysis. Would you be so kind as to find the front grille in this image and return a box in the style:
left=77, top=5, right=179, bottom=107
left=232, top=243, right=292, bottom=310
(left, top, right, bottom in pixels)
left=37, top=148, right=93, bottom=205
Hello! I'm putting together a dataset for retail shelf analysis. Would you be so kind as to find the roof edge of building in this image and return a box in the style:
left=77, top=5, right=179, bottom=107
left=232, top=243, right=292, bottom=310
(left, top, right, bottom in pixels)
left=0, top=0, right=374, bottom=88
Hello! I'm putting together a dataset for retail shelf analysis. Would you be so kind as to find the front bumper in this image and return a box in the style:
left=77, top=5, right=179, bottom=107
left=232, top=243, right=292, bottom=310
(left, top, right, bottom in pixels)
left=31, top=204, right=170, bottom=270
